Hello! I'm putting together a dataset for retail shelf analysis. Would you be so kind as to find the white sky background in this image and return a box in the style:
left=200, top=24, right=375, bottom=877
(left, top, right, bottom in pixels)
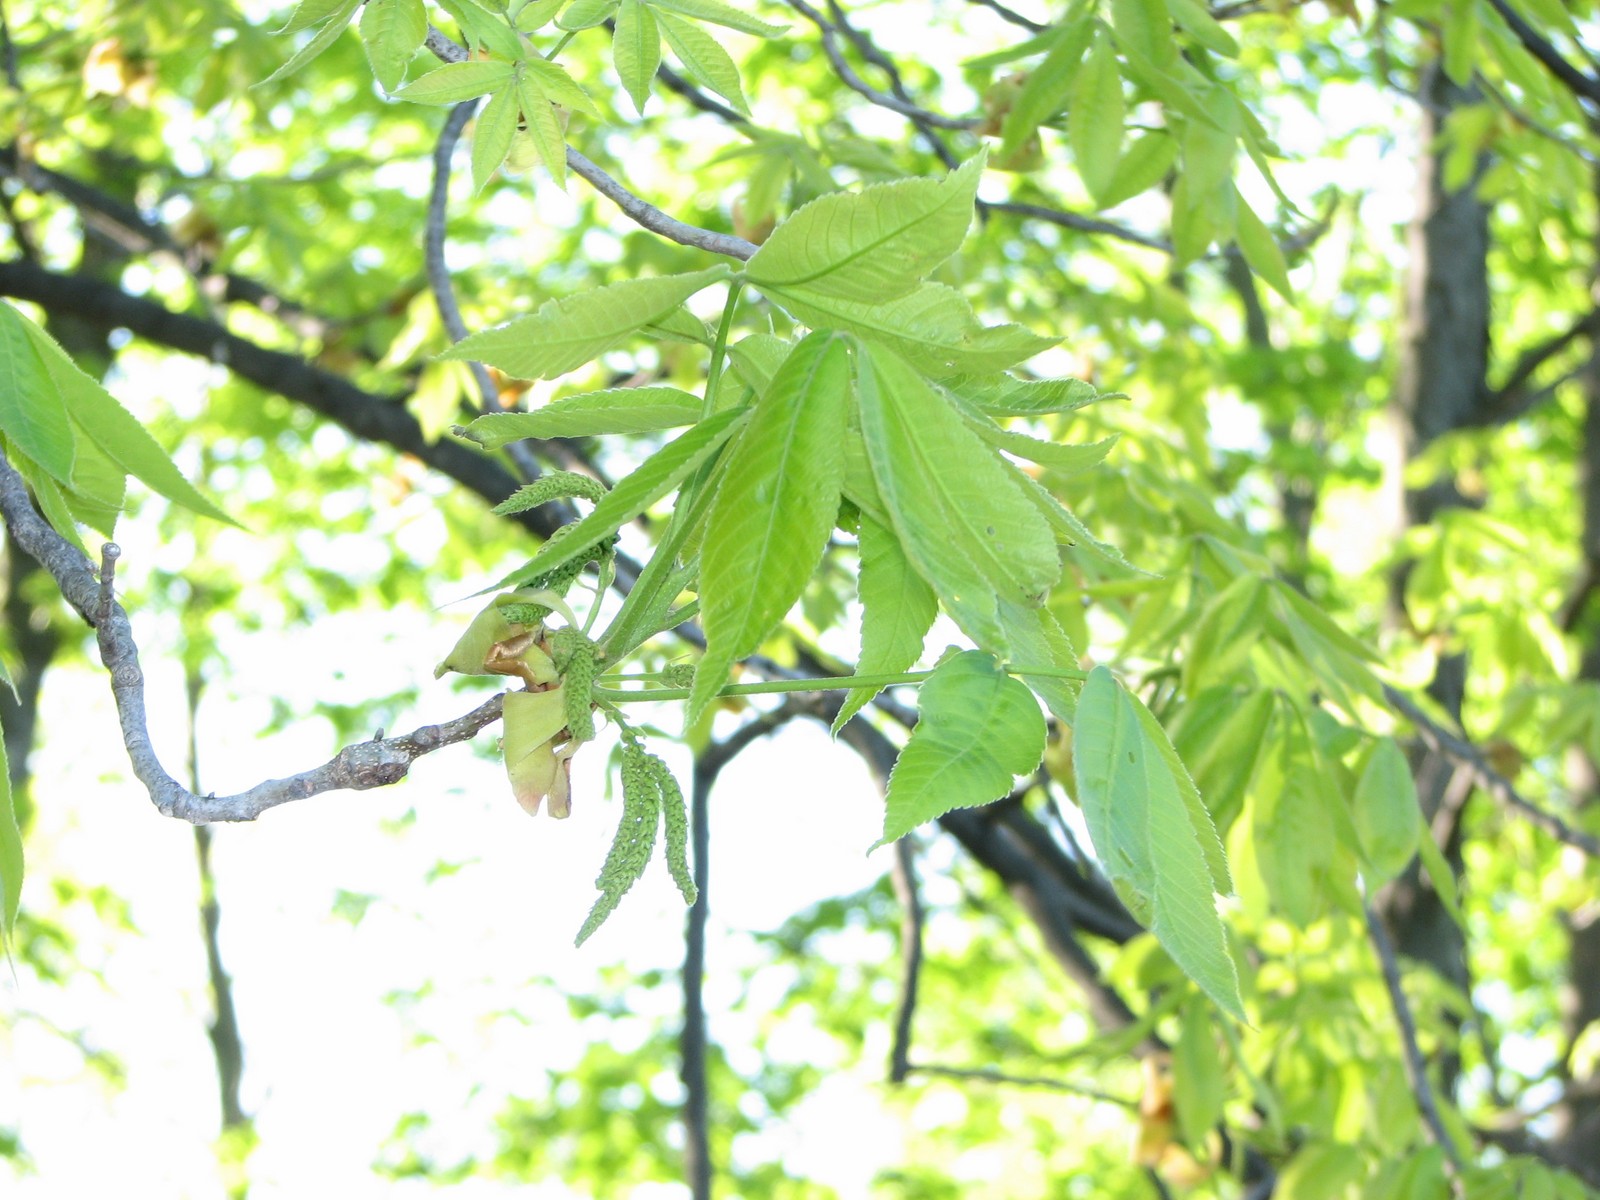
left=0, top=4, right=1431, bottom=1194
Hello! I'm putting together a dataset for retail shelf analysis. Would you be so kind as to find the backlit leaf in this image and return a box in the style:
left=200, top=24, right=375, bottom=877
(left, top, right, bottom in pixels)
left=1351, top=736, right=1422, bottom=886
left=1074, top=666, right=1243, bottom=1019
left=832, top=512, right=937, bottom=734
left=651, top=0, right=786, bottom=37
left=261, top=0, right=361, bottom=84
left=472, top=84, right=520, bottom=194
left=614, top=0, right=661, bottom=114
left=0, top=302, right=75, bottom=484
left=876, top=651, right=1045, bottom=847
left=1070, top=29, right=1124, bottom=203
left=443, top=267, right=731, bottom=379
left=393, top=60, right=516, bottom=104
left=998, top=17, right=1094, bottom=158
left=657, top=10, right=750, bottom=115
left=460, top=387, right=701, bottom=444
left=359, top=0, right=427, bottom=92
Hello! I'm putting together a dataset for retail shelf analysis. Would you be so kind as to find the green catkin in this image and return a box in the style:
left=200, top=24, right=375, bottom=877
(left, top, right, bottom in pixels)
left=548, top=627, right=601, bottom=742
left=492, top=471, right=607, bottom=514
left=660, top=663, right=696, bottom=690
left=574, top=743, right=662, bottom=946
left=651, top=755, right=697, bottom=906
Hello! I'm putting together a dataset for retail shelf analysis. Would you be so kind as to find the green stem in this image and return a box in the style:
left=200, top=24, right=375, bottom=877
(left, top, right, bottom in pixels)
left=701, top=280, right=744, bottom=420
left=594, top=661, right=1087, bottom=703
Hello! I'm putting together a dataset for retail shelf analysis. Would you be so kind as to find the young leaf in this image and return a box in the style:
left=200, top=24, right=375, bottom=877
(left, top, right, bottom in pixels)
left=857, top=345, right=1059, bottom=652
left=517, top=75, right=570, bottom=185
left=1165, top=0, right=1239, bottom=57
left=1070, top=30, right=1125, bottom=204
left=690, top=332, right=851, bottom=723
left=436, top=0, right=528, bottom=58
left=522, top=53, right=602, bottom=117
left=997, top=17, right=1094, bottom=158
left=746, top=154, right=984, bottom=304
left=558, top=0, right=621, bottom=29
left=261, top=0, right=362, bottom=85
left=876, top=651, right=1045, bottom=847
left=651, top=0, right=787, bottom=38
left=832, top=513, right=937, bottom=735
left=1234, top=188, right=1292, bottom=300
left=950, top=373, right=1106, bottom=416
left=493, top=405, right=749, bottom=591
left=614, top=0, right=662, bottom=114
left=1351, top=736, right=1422, bottom=886
left=21, top=311, right=236, bottom=525
left=655, top=11, right=749, bottom=114
left=359, top=0, right=427, bottom=92
left=0, top=730, right=18, bottom=946
left=393, top=60, right=516, bottom=104
left=996, top=597, right=1079, bottom=724
left=277, top=0, right=354, bottom=35
left=1074, top=666, right=1244, bottom=1020
left=0, top=303, right=75, bottom=484
left=769, top=281, right=1057, bottom=377
left=1094, top=129, right=1180, bottom=209
left=459, top=386, right=701, bottom=445
left=472, top=83, right=522, bottom=194
left=442, top=266, right=731, bottom=380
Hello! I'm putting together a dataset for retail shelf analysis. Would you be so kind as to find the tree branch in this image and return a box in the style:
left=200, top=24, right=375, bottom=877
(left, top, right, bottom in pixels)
left=1384, top=683, right=1600, bottom=857
left=906, top=1062, right=1135, bottom=1105
left=1482, top=0, right=1600, bottom=107
left=887, top=835, right=924, bottom=1083
left=0, top=449, right=510, bottom=821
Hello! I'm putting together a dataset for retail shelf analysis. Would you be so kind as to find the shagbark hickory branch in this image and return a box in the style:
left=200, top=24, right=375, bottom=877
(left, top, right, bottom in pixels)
left=0, top=447, right=509, bottom=822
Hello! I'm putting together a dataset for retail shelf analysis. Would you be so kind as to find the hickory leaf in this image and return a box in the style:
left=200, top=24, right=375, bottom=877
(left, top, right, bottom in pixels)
left=832, top=512, right=938, bottom=735
left=614, top=0, right=661, bottom=113
left=262, top=0, right=361, bottom=84
left=1351, top=736, right=1422, bottom=885
left=856, top=345, right=1060, bottom=652
left=359, top=0, right=427, bottom=92
left=656, top=11, right=750, bottom=115
left=998, top=17, right=1094, bottom=158
left=652, top=0, right=786, bottom=37
left=393, top=59, right=515, bottom=104
left=950, top=373, right=1109, bottom=416
left=876, top=651, right=1045, bottom=847
left=472, top=83, right=521, bottom=193
left=690, top=333, right=851, bottom=723
left=1070, top=28, right=1125, bottom=204
left=0, top=302, right=75, bottom=484
left=1074, top=666, right=1243, bottom=1019
left=746, top=154, right=984, bottom=304
left=459, top=387, right=701, bottom=444
left=443, top=267, right=731, bottom=379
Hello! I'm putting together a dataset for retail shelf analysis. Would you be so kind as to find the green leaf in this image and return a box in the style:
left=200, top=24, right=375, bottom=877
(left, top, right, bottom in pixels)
left=954, top=398, right=1118, bottom=472
left=1070, top=30, right=1125, bottom=204
left=442, top=266, right=731, bottom=379
left=747, top=154, right=982, bottom=305
left=1267, top=581, right=1382, bottom=717
left=472, top=83, right=521, bottom=194
left=277, top=0, right=354, bottom=35
left=64, top=426, right=127, bottom=537
left=1173, top=996, right=1226, bottom=1143
left=493, top=405, right=749, bottom=591
left=359, top=0, right=427, bottom=92
left=437, top=0, right=527, bottom=58
left=998, top=17, right=1094, bottom=158
left=614, top=0, right=662, bottom=114
left=691, top=333, right=851, bottom=723
left=651, top=0, right=787, bottom=38
left=521, top=53, right=601, bottom=117
left=833, top=513, right=937, bottom=735
left=876, top=651, right=1045, bottom=847
left=1234, top=188, right=1292, bottom=300
left=261, top=0, right=361, bottom=84
left=0, top=725, right=18, bottom=945
left=1112, top=0, right=1177, bottom=68
left=1442, top=0, right=1479, bottom=86
left=1094, top=129, right=1179, bottom=209
left=7, top=448, right=88, bottom=552
left=558, top=0, right=620, bottom=28
left=460, top=386, right=700, bottom=444
left=1165, top=0, right=1239, bottom=57
left=1352, top=737, right=1422, bottom=886
left=856, top=345, right=1060, bottom=652
left=393, top=59, right=516, bottom=104
left=997, top=597, right=1079, bottom=724
left=656, top=10, right=750, bottom=115
left=0, top=302, right=76, bottom=484
left=1074, top=666, right=1243, bottom=1019
left=1183, top=574, right=1267, bottom=695
left=21, top=311, right=236, bottom=525
left=950, top=373, right=1108, bottom=416
left=517, top=75, right=570, bottom=185
left=769, top=281, right=1057, bottom=377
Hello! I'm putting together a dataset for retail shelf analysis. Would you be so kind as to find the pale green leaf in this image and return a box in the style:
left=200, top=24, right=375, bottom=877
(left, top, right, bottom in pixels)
left=0, top=724, right=17, bottom=945
left=64, top=425, right=127, bottom=537
left=726, top=333, right=792, bottom=393
left=7, top=447, right=88, bottom=553
left=1094, top=129, right=1179, bottom=209
left=1070, top=30, right=1124, bottom=204
left=558, top=0, right=619, bottom=29
left=261, top=0, right=361, bottom=84
left=651, top=0, right=786, bottom=37
left=1183, top=574, right=1266, bottom=695
left=1165, top=0, right=1239, bottom=56
left=393, top=60, right=516, bottom=104
left=857, top=345, right=1059, bottom=652
left=953, top=397, right=1117, bottom=472
left=690, top=332, right=851, bottom=722
left=1111, top=0, right=1177, bottom=68
left=472, top=83, right=521, bottom=194
left=517, top=76, right=569, bottom=184
left=460, top=386, right=700, bottom=444
left=1443, top=0, right=1479, bottom=86
left=998, top=17, right=1093, bottom=157
left=493, top=405, right=749, bottom=591
left=833, top=513, right=937, bottom=734
left=517, top=0, right=567, bottom=31
left=747, top=154, right=983, bottom=304
left=442, top=266, right=731, bottom=380
left=277, top=0, right=353, bottom=35
left=1173, top=997, right=1226, bottom=1143
left=1352, top=737, right=1422, bottom=886
left=614, top=0, right=661, bottom=114
left=949, top=373, right=1108, bottom=416
left=1234, top=187, right=1292, bottom=300
left=0, top=302, right=76, bottom=484
left=656, top=10, right=750, bottom=114
left=359, top=0, right=427, bottom=92
left=436, top=0, right=528, bottom=57
left=1074, top=666, right=1244, bottom=1019
left=769, top=281, right=1057, bottom=377
left=997, top=598, right=1079, bottom=724
left=522, top=53, right=601, bottom=117
left=876, top=651, right=1045, bottom=847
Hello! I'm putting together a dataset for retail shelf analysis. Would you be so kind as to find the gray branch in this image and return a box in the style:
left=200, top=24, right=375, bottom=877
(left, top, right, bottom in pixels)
left=0, top=447, right=509, bottom=823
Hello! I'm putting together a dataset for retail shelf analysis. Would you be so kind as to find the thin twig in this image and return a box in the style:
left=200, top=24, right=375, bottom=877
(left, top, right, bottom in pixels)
left=1365, top=904, right=1467, bottom=1185
left=906, top=1062, right=1137, bottom=1105
left=683, top=748, right=713, bottom=1200
left=0, top=447, right=509, bottom=822
left=887, top=835, right=924, bottom=1083
left=1384, top=683, right=1600, bottom=857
